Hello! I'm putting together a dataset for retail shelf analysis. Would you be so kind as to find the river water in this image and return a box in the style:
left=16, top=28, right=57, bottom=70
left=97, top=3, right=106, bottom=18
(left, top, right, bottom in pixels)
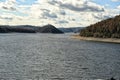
left=0, top=33, right=120, bottom=80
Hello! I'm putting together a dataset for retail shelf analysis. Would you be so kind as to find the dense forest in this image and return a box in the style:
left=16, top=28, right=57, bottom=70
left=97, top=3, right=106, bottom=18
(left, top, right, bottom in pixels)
left=80, top=15, right=120, bottom=38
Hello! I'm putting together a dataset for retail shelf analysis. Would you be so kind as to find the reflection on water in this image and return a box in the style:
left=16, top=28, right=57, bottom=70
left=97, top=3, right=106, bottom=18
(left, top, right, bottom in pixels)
left=0, top=33, right=120, bottom=80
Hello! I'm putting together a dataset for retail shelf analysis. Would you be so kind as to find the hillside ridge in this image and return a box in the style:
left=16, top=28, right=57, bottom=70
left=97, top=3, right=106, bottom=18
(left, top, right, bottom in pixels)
left=80, top=15, right=120, bottom=38
left=0, top=24, right=64, bottom=34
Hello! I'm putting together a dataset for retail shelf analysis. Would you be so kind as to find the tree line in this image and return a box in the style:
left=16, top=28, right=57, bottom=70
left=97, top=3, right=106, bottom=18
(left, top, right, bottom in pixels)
left=80, top=15, right=120, bottom=38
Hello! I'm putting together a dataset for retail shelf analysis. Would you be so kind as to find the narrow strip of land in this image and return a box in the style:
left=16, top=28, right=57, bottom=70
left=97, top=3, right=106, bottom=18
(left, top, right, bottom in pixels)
left=72, top=35, right=120, bottom=43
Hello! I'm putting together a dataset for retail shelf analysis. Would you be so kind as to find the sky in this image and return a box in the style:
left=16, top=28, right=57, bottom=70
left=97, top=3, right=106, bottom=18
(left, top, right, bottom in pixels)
left=0, top=0, right=120, bottom=27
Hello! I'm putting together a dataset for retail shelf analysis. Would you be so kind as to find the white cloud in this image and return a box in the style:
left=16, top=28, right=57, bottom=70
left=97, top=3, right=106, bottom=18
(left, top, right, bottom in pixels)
left=0, top=0, right=120, bottom=27
left=55, top=0, right=104, bottom=12
left=20, top=0, right=25, bottom=2
left=0, top=0, right=16, bottom=11
left=26, top=0, right=107, bottom=27
left=117, top=5, right=120, bottom=9
left=111, top=0, right=120, bottom=2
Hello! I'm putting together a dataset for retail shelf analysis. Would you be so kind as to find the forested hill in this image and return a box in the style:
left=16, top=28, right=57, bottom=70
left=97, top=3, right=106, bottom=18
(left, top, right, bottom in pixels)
left=0, top=24, right=64, bottom=34
left=80, top=15, right=120, bottom=38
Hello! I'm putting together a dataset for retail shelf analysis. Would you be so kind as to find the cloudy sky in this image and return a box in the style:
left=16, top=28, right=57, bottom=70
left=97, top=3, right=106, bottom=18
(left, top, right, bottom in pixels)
left=0, top=0, right=120, bottom=27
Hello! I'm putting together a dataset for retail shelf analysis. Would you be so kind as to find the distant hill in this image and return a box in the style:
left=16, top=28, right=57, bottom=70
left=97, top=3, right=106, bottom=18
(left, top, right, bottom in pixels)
left=59, top=27, right=84, bottom=33
left=38, top=24, right=64, bottom=33
left=0, top=24, right=64, bottom=34
left=80, top=15, right=120, bottom=38
left=0, top=25, right=36, bottom=33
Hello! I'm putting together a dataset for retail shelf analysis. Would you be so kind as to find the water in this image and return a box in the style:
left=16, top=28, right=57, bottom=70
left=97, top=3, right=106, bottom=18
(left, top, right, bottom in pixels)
left=0, top=33, right=120, bottom=80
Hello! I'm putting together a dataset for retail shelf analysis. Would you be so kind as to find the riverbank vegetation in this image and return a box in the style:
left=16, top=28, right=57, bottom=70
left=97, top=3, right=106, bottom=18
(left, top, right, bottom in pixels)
left=80, top=15, right=120, bottom=38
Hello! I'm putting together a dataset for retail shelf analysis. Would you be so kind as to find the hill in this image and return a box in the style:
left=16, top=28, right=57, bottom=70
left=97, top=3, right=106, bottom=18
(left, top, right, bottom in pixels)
left=38, top=24, right=64, bottom=33
left=0, top=24, right=63, bottom=34
left=59, top=27, right=84, bottom=33
left=0, top=25, right=36, bottom=33
left=80, top=15, right=120, bottom=38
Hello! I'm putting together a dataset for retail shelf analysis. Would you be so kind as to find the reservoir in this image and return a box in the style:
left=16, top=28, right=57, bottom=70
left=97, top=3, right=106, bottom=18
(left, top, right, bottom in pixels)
left=0, top=33, right=120, bottom=80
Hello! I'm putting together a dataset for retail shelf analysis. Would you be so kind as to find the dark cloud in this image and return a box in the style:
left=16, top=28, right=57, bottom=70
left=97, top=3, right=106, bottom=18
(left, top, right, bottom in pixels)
left=0, top=16, right=13, bottom=21
left=48, top=0, right=58, bottom=5
left=57, top=20, right=68, bottom=24
left=42, top=12, right=57, bottom=18
left=4, top=17, right=13, bottom=20
left=2, top=6, right=8, bottom=9
left=41, top=9, right=50, bottom=12
left=59, top=10, right=66, bottom=15
left=59, top=3, right=104, bottom=12
left=2, top=6, right=16, bottom=11
left=48, top=0, right=104, bottom=12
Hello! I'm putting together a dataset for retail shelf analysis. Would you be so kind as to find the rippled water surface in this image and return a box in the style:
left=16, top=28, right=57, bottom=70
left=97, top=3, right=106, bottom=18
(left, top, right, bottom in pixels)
left=0, top=33, right=120, bottom=80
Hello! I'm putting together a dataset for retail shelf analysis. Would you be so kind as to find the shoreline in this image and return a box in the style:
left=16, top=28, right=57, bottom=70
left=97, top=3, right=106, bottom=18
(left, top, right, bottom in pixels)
left=71, top=35, right=120, bottom=44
